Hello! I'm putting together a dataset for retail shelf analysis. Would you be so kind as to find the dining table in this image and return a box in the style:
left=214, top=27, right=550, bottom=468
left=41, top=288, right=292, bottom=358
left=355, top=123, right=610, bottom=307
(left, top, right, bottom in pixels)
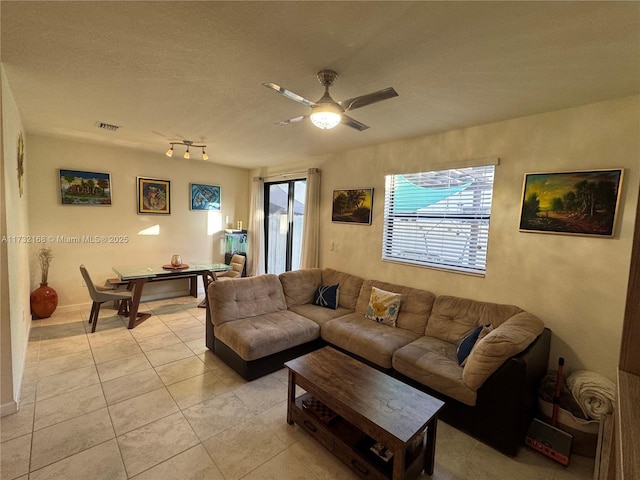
left=112, top=262, right=231, bottom=329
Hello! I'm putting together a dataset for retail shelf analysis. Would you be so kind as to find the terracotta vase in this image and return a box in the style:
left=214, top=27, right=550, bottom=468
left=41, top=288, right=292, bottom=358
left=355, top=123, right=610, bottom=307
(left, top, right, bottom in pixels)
left=30, top=282, right=58, bottom=319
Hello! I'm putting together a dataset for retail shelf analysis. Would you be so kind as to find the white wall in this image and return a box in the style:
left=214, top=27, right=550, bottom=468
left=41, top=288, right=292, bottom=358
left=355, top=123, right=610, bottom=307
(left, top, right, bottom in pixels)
left=26, top=136, right=250, bottom=307
left=260, top=96, right=640, bottom=381
left=1, top=66, right=32, bottom=414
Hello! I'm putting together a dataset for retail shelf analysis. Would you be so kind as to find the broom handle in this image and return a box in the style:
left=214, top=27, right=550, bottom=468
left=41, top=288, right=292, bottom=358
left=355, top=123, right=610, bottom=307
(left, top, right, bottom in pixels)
left=551, top=357, right=564, bottom=426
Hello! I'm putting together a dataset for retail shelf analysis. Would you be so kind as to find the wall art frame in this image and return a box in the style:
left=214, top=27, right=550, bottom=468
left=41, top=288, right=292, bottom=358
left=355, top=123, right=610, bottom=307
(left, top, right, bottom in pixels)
left=519, top=168, right=623, bottom=237
left=137, top=177, right=171, bottom=214
left=17, top=132, right=24, bottom=198
left=60, top=169, right=112, bottom=206
left=190, top=183, right=221, bottom=211
left=331, top=188, right=374, bottom=225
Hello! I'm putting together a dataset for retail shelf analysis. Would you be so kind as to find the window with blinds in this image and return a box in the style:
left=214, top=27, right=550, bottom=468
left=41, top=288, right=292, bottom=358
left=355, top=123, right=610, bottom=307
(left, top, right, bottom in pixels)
left=382, top=164, right=495, bottom=275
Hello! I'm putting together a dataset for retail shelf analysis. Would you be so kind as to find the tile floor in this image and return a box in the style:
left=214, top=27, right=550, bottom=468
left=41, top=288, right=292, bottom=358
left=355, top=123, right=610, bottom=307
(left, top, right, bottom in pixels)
left=1, top=295, right=595, bottom=480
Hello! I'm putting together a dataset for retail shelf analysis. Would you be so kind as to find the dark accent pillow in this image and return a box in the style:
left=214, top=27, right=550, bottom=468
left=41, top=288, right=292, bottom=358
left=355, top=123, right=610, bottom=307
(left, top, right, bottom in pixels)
left=456, top=325, right=484, bottom=366
left=313, top=284, right=340, bottom=309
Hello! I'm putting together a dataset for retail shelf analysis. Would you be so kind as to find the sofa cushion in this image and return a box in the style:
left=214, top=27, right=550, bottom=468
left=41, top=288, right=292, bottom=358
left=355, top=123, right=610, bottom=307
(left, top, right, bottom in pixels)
left=313, top=284, right=340, bottom=309
left=462, top=312, right=544, bottom=390
left=355, top=280, right=435, bottom=335
left=365, top=287, right=402, bottom=326
left=393, top=336, right=477, bottom=406
left=208, top=274, right=287, bottom=327
left=321, top=268, right=364, bottom=310
left=279, top=268, right=322, bottom=307
left=425, top=296, right=523, bottom=344
left=215, top=310, right=320, bottom=361
left=322, top=313, right=420, bottom=369
left=288, top=304, right=352, bottom=326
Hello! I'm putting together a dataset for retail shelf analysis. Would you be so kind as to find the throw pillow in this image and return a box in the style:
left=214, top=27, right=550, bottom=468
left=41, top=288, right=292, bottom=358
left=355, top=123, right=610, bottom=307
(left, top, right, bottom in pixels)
left=365, top=287, right=402, bottom=326
left=478, top=323, right=494, bottom=341
left=457, top=325, right=484, bottom=366
left=313, top=284, right=340, bottom=309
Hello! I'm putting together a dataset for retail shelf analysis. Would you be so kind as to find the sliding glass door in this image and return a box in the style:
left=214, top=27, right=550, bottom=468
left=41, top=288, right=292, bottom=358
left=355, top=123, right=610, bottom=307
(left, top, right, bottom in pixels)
left=265, top=180, right=306, bottom=274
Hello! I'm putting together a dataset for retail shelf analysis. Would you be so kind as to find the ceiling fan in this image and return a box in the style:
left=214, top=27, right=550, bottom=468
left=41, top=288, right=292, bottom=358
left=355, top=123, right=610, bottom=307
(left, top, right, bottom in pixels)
left=263, top=70, right=398, bottom=131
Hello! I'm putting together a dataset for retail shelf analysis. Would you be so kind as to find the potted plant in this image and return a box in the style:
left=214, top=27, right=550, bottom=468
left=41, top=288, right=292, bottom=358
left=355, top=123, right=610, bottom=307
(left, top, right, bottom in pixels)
left=30, top=247, right=58, bottom=318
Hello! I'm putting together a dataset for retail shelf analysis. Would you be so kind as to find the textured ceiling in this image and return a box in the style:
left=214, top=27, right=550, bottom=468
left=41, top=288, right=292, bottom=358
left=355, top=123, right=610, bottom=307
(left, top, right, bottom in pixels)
left=2, top=1, right=639, bottom=169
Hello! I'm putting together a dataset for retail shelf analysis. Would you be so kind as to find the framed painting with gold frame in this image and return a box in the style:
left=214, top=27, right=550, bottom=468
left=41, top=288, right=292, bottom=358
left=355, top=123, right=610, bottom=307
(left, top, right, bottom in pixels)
left=331, top=188, right=373, bottom=225
left=137, top=177, right=171, bottom=214
left=519, top=169, right=623, bottom=237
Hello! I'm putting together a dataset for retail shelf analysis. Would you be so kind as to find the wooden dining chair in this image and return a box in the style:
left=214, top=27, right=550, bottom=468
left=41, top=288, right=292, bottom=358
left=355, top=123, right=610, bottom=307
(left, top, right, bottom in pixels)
left=79, top=264, right=133, bottom=333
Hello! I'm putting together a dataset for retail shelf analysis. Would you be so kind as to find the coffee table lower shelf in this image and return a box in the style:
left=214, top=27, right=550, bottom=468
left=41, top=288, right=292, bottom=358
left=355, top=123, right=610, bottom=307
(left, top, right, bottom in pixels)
left=292, top=393, right=425, bottom=480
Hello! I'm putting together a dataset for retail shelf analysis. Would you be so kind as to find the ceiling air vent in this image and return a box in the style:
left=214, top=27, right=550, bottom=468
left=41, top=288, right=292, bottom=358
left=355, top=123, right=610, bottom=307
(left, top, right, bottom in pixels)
left=96, top=121, right=121, bottom=132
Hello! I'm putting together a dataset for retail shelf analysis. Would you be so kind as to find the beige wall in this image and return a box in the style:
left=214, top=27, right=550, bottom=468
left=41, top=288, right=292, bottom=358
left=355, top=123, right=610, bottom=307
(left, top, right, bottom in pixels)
left=4, top=93, right=637, bottom=413
left=1, top=66, right=32, bottom=414
left=261, top=96, right=640, bottom=381
left=26, top=136, right=250, bottom=307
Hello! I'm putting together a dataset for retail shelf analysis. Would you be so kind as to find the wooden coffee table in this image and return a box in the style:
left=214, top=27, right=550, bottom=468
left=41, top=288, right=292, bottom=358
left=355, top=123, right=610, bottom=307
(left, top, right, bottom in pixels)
left=285, top=347, right=444, bottom=480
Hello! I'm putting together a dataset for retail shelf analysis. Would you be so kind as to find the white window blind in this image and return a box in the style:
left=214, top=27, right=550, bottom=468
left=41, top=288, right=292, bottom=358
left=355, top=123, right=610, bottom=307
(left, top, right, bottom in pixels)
left=382, top=165, right=495, bottom=275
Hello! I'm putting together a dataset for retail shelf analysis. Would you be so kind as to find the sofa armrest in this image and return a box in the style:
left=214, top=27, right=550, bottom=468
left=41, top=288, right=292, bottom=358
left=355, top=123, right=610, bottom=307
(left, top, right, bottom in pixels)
left=462, top=312, right=544, bottom=390
left=473, top=328, right=551, bottom=455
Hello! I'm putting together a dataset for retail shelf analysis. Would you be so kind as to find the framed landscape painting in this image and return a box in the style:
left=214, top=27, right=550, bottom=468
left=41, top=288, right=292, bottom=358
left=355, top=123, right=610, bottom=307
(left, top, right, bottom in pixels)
left=138, top=177, right=170, bottom=214
left=332, top=188, right=373, bottom=225
left=190, top=183, right=221, bottom=211
left=60, top=169, right=112, bottom=205
left=519, top=169, right=623, bottom=237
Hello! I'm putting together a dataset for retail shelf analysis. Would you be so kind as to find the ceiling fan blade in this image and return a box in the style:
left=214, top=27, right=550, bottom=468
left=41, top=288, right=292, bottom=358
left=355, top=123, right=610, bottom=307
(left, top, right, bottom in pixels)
left=263, top=82, right=316, bottom=108
left=341, top=114, right=369, bottom=131
left=276, top=115, right=307, bottom=126
left=339, top=87, right=398, bottom=111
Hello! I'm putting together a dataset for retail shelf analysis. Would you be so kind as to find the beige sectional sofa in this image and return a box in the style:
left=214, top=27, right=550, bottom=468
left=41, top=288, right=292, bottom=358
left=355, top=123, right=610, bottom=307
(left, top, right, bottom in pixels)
left=205, top=267, right=550, bottom=455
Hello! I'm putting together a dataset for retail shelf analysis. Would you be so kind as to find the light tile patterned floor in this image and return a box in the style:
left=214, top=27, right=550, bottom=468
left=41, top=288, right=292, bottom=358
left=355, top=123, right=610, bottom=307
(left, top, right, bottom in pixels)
left=1, top=295, right=596, bottom=480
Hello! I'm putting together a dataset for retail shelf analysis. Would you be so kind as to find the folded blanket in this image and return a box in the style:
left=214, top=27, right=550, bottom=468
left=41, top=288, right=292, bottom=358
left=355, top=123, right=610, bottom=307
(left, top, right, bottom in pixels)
left=566, top=370, right=616, bottom=421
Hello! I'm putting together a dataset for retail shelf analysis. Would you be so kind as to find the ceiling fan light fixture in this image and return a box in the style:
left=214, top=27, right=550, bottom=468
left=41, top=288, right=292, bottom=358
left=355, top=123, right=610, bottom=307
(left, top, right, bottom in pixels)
left=310, top=111, right=341, bottom=130
left=183, top=146, right=190, bottom=159
left=165, top=146, right=174, bottom=157
left=310, top=101, right=343, bottom=130
left=202, top=148, right=208, bottom=161
left=264, top=69, right=397, bottom=132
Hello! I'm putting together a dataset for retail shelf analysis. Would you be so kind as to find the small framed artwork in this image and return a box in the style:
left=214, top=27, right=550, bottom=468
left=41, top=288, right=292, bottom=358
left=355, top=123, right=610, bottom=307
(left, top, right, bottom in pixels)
left=17, top=133, right=24, bottom=198
left=60, top=169, right=112, bottom=205
left=138, top=177, right=171, bottom=214
left=332, top=188, right=374, bottom=225
left=190, top=183, right=221, bottom=211
left=519, top=169, right=623, bottom=237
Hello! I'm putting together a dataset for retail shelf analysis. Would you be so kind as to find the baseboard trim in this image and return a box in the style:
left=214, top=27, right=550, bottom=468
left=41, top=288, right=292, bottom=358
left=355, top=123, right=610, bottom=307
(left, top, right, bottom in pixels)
left=52, top=288, right=204, bottom=314
left=1, top=400, right=18, bottom=417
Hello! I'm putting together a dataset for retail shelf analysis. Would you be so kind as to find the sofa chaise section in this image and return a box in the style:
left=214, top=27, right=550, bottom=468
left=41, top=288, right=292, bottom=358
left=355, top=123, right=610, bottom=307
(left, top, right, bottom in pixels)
left=206, top=274, right=321, bottom=380
left=392, top=296, right=550, bottom=455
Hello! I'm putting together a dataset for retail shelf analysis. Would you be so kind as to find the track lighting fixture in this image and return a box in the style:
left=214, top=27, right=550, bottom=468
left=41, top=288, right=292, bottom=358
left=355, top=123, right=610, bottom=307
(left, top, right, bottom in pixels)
left=165, top=140, right=208, bottom=160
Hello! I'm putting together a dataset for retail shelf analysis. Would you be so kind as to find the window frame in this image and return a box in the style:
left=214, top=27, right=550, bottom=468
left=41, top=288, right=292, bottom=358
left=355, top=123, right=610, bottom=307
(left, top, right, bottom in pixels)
left=382, top=164, right=496, bottom=276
